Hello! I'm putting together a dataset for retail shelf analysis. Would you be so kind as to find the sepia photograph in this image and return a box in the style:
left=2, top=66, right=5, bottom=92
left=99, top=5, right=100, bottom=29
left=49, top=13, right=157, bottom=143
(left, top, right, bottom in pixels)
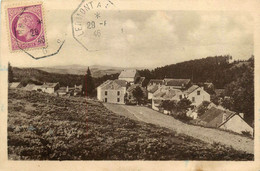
left=1, top=0, right=260, bottom=170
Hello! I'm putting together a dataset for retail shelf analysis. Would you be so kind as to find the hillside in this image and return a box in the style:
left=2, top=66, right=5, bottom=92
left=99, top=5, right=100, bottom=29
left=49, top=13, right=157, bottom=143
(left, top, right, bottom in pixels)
left=139, top=55, right=252, bottom=89
left=8, top=89, right=253, bottom=160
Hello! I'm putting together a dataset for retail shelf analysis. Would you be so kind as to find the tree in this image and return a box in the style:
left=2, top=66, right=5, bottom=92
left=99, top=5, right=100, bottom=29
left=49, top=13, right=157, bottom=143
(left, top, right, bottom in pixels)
left=177, top=98, right=192, bottom=111
left=224, top=58, right=254, bottom=125
left=82, top=67, right=95, bottom=96
left=197, top=101, right=211, bottom=116
left=160, top=100, right=177, bottom=112
left=8, top=62, right=13, bottom=83
left=132, top=86, right=144, bottom=105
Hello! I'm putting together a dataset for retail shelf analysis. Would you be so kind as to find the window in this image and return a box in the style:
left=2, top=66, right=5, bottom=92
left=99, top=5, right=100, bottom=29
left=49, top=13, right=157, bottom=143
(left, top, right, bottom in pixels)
left=192, top=97, right=195, bottom=102
left=197, top=90, right=200, bottom=95
left=179, top=95, right=182, bottom=99
left=105, top=98, right=107, bottom=102
left=117, top=98, right=120, bottom=102
left=105, top=91, right=107, bottom=95
left=117, top=91, right=120, bottom=96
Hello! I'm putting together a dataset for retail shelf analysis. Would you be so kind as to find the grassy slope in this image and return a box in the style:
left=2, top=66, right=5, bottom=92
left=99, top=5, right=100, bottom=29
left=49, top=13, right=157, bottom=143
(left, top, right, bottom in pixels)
left=8, top=89, right=253, bottom=160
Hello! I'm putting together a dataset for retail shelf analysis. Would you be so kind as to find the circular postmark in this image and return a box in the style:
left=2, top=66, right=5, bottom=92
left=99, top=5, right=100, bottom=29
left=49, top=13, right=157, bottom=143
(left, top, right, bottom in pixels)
left=72, top=0, right=122, bottom=51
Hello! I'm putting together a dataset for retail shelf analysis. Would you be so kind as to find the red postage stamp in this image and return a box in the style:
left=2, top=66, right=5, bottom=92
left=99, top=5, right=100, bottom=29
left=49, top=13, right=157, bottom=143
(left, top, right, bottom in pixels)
left=7, top=4, right=46, bottom=51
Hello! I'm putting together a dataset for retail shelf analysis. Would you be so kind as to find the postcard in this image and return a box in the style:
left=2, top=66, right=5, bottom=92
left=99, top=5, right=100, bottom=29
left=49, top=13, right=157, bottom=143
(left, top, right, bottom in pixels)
left=0, top=0, right=260, bottom=170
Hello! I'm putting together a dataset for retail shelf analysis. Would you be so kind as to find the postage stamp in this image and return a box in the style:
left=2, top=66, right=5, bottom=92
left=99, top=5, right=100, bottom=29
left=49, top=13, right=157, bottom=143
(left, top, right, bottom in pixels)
left=7, top=4, right=46, bottom=51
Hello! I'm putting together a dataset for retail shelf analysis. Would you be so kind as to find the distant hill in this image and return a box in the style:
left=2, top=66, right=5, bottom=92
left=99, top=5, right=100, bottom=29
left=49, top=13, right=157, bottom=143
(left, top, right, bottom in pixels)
left=12, top=67, right=83, bottom=87
left=36, top=65, right=148, bottom=78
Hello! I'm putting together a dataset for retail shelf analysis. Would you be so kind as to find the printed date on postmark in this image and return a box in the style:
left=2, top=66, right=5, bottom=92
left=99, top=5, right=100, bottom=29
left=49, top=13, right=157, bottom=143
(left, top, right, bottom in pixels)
left=72, top=0, right=122, bottom=51
left=7, top=4, right=46, bottom=51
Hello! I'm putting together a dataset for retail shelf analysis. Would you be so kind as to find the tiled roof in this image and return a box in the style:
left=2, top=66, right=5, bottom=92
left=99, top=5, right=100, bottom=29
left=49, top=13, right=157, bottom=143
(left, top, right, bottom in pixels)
left=199, top=107, right=235, bottom=128
left=184, top=85, right=199, bottom=95
left=148, top=79, right=163, bottom=85
left=119, top=69, right=138, bottom=78
left=148, top=85, right=159, bottom=93
left=42, top=82, right=59, bottom=88
left=153, top=86, right=182, bottom=100
left=100, top=79, right=127, bottom=90
left=164, top=79, right=190, bottom=87
left=24, top=84, right=36, bottom=90
left=10, top=82, right=22, bottom=88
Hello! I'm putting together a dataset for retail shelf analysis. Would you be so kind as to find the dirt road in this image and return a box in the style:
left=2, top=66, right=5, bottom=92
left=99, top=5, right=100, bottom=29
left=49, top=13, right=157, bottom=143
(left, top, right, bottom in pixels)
left=104, top=103, right=254, bottom=154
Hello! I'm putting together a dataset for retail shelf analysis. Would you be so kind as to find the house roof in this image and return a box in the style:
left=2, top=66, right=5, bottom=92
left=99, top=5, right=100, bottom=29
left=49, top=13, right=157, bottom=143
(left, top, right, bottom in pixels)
left=148, top=79, right=163, bottom=85
left=24, top=84, right=36, bottom=90
left=184, top=85, right=200, bottom=95
left=100, top=79, right=127, bottom=90
left=42, top=82, right=59, bottom=88
left=119, top=69, right=138, bottom=78
left=10, top=82, right=22, bottom=88
left=199, top=107, right=235, bottom=128
left=147, top=85, right=159, bottom=93
left=153, top=86, right=182, bottom=100
left=164, top=79, right=191, bottom=87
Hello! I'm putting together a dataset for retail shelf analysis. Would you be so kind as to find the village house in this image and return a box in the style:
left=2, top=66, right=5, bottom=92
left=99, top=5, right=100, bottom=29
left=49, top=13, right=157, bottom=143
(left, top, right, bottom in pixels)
left=118, top=69, right=140, bottom=84
left=41, top=82, right=60, bottom=94
left=197, top=107, right=253, bottom=136
left=97, top=80, right=128, bottom=104
left=147, top=78, right=191, bottom=100
left=184, top=85, right=210, bottom=107
left=56, top=86, right=69, bottom=96
left=164, top=78, right=191, bottom=89
left=151, top=86, right=183, bottom=111
left=148, top=79, right=164, bottom=87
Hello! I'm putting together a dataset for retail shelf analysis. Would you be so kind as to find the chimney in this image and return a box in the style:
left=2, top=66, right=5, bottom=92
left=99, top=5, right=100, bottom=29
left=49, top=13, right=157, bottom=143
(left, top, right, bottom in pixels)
left=239, top=113, right=244, bottom=118
left=66, top=86, right=69, bottom=92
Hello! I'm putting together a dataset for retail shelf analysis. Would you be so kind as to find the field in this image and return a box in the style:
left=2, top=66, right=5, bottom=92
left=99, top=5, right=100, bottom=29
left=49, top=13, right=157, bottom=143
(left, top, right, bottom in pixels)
left=8, top=89, right=253, bottom=160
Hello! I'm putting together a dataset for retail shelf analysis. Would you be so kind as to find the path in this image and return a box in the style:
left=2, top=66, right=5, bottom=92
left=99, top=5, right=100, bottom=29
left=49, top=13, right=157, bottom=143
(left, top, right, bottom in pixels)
left=104, top=103, right=254, bottom=154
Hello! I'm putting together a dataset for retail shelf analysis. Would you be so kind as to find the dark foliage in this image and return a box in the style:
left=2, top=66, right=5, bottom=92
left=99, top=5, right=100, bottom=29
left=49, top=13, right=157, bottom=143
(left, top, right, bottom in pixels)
left=82, top=67, right=95, bottom=96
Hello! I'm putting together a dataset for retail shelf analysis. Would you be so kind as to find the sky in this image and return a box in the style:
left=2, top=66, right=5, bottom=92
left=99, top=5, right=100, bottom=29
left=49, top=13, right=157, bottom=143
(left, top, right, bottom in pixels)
left=4, top=9, right=254, bottom=68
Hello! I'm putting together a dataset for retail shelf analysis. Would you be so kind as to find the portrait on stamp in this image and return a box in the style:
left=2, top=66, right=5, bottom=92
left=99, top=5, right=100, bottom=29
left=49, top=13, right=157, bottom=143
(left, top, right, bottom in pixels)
left=7, top=4, right=46, bottom=51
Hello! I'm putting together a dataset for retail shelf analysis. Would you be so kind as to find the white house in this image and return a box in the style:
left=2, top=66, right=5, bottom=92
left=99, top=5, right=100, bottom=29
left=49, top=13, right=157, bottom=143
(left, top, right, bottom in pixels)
left=97, top=79, right=127, bottom=104
left=184, top=85, right=210, bottom=107
left=199, top=107, right=253, bottom=136
left=219, top=114, right=253, bottom=136
left=118, top=69, right=140, bottom=83
left=41, top=82, right=60, bottom=94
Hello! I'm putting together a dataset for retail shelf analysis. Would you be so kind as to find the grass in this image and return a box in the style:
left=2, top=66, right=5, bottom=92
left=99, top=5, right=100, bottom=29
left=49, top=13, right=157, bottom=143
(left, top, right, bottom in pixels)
left=8, top=89, right=253, bottom=160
